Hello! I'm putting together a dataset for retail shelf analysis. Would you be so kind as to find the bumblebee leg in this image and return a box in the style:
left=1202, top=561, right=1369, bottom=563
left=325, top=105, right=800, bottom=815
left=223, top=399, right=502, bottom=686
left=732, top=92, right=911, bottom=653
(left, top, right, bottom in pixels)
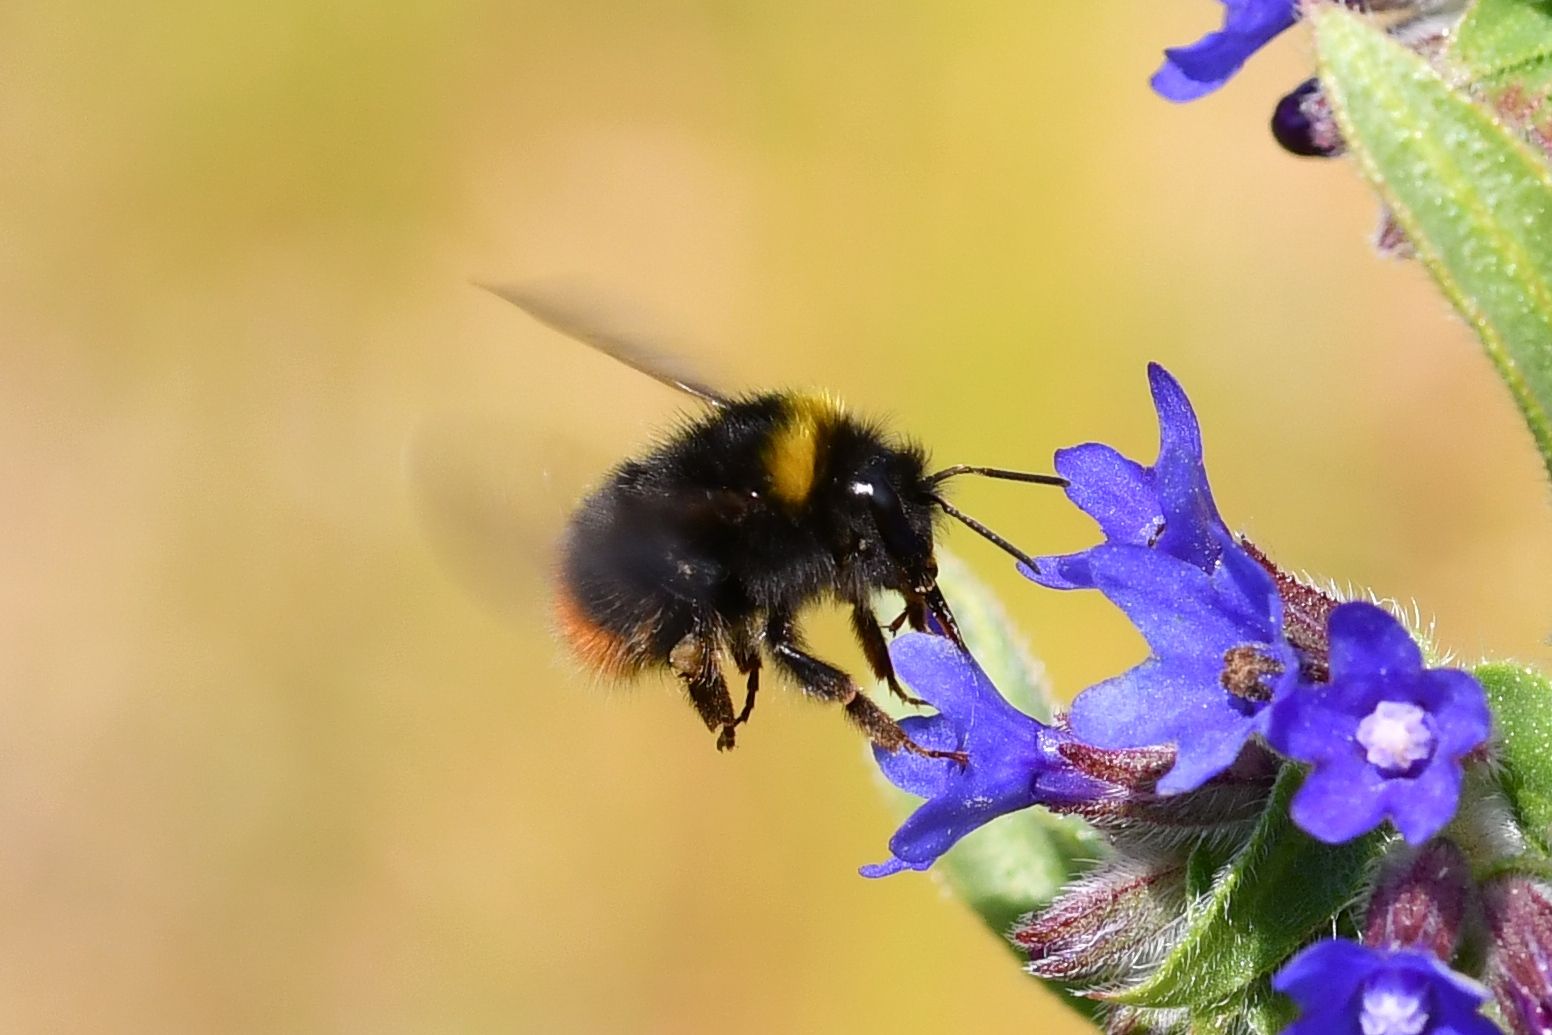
left=849, top=604, right=926, bottom=708
left=887, top=595, right=928, bottom=635
left=668, top=632, right=738, bottom=751
left=726, top=627, right=761, bottom=736
left=765, top=610, right=965, bottom=765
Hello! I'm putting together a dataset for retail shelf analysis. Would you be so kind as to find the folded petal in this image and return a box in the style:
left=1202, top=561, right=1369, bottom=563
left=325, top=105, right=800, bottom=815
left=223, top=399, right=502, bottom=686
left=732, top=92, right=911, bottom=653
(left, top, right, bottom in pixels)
left=1152, top=0, right=1299, bottom=101
left=1054, top=442, right=1160, bottom=545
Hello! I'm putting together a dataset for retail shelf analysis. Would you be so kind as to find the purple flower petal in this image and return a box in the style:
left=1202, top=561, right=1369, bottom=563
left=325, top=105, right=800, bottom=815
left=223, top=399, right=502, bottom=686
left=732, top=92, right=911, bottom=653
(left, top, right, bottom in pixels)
left=1061, top=534, right=1293, bottom=791
left=1384, top=762, right=1463, bottom=846
left=1088, top=546, right=1253, bottom=661
left=1329, top=601, right=1423, bottom=678
left=1426, top=669, right=1494, bottom=757
left=863, top=634, right=1113, bottom=877
left=1148, top=365, right=1224, bottom=571
left=1272, top=938, right=1379, bottom=1002
left=1027, top=365, right=1230, bottom=590
left=1275, top=941, right=1498, bottom=1035
left=1152, top=0, right=1301, bottom=103
left=1053, top=442, right=1159, bottom=546
left=1290, top=756, right=1387, bottom=844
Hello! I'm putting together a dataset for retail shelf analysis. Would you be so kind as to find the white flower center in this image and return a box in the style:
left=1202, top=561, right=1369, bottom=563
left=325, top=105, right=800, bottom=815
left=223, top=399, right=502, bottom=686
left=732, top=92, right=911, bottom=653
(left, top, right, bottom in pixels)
left=1359, top=983, right=1429, bottom=1035
left=1356, top=701, right=1435, bottom=774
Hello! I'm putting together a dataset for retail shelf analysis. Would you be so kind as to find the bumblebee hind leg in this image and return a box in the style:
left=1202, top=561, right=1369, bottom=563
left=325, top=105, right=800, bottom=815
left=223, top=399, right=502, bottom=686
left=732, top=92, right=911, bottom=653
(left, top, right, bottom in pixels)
left=667, top=630, right=739, bottom=752
left=725, top=624, right=762, bottom=740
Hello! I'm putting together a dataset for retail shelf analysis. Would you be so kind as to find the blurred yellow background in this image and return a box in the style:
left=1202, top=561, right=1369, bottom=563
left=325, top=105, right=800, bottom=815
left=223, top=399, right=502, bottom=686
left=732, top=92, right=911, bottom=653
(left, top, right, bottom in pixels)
left=5, top=2, right=1550, bottom=1032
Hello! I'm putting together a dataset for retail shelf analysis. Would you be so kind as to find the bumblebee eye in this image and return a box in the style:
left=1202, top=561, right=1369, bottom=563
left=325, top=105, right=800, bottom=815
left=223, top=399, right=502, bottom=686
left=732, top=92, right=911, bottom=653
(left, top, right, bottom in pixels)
left=854, top=476, right=929, bottom=566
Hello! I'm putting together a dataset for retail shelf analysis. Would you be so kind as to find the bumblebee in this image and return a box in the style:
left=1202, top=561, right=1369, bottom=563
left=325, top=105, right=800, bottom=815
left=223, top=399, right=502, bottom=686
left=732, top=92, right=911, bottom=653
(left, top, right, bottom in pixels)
left=488, top=285, right=1061, bottom=759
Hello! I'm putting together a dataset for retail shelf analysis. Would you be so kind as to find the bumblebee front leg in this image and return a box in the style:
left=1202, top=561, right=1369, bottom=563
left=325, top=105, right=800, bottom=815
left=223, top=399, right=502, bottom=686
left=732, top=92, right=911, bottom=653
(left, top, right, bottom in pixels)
left=849, top=604, right=927, bottom=708
left=668, top=631, right=738, bottom=752
left=765, top=610, right=965, bottom=764
left=886, top=595, right=927, bottom=635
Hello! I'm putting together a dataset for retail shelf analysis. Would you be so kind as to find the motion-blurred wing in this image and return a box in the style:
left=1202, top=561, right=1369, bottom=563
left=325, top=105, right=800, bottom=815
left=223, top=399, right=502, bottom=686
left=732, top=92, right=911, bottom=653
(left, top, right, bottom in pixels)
left=407, top=413, right=589, bottom=617
left=475, top=280, right=731, bottom=407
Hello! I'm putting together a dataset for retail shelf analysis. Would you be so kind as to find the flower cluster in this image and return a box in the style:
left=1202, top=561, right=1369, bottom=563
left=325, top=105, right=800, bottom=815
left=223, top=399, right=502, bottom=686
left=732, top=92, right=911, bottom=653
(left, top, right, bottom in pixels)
left=864, top=365, right=1514, bottom=1033
left=871, top=365, right=1489, bottom=865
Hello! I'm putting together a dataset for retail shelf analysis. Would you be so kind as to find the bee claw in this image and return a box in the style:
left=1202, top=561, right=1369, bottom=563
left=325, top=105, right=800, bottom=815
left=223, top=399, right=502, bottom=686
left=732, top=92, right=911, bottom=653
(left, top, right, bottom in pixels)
left=716, top=725, right=738, bottom=751
left=930, top=748, right=969, bottom=768
left=901, top=738, right=968, bottom=768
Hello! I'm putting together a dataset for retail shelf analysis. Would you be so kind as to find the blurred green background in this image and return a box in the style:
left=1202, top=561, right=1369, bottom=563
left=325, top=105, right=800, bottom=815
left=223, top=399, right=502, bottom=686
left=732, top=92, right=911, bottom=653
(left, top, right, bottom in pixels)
left=5, top=2, right=1551, bottom=1032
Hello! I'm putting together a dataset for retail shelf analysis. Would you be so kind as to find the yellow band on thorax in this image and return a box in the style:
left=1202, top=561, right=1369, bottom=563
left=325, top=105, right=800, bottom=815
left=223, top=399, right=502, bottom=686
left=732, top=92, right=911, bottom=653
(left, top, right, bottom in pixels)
left=765, top=392, right=845, bottom=508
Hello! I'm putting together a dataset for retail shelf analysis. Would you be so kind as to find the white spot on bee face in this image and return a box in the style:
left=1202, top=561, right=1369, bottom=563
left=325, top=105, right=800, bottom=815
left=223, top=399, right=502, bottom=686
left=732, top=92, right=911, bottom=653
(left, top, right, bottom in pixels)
left=849, top=481, right=874, bottom=497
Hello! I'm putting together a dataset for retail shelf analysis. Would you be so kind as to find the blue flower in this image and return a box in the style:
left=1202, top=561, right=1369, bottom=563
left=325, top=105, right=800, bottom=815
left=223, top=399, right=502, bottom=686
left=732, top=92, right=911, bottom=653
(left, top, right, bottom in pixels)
left=1064, top=531, right=1297, bottom=793
left=1152, top=0, right=1300, bottom=103
left=1024, top=364, right=1227, bottom=592
left=861, top=633, right=1113, bottom=878
left=1273, top=939, right=1499, bottom=1035
left=1266, top=602, right=1491, bottom=844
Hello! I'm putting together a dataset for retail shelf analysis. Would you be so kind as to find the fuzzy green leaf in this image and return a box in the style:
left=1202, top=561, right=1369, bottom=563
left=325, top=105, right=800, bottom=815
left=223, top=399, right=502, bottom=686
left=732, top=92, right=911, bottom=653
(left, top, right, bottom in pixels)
left=1452, top=0, right=1552, bottom=81
left=1313, top=4, right=1552, bottom=482
left=1107, top=767, right=1382, bottom=1011
left=1477, top=662, right=1552, bottom=850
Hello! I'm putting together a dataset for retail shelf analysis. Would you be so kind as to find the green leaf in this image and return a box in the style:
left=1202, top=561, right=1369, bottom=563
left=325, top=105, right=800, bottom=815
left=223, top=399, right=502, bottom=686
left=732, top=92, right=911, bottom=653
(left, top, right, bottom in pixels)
left=1477, top=662, right=1552, bottom=850
left=1312, top=4, right=1552, bottom=482
left=1452, top=0, right=1552, bottom=81
left=1108, top=768, right=1382, bottom=1011
left=1183, top=985, right=1295, bottom=1035
left=869, top=552, right=1102, bottom=1016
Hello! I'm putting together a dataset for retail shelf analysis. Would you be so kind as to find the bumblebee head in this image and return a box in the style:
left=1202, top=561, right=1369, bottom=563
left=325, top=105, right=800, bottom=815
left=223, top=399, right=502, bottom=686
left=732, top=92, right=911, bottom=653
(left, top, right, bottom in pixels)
left=843, top=452, right=967, bottom=649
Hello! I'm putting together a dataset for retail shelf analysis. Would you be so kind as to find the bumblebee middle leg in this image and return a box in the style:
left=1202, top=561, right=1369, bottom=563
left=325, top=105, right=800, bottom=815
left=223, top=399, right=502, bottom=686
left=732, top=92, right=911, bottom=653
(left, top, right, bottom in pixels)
left=668, top=631, right=738, bottom=752
left=765, top=609, right=964, bottom=764
left=850, top=603, right=926, bottom=708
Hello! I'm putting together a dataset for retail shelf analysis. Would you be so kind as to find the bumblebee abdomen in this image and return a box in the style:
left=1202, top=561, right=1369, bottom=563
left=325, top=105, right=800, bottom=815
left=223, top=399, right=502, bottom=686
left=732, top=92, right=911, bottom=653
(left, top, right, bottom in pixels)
left=551, top=578, right=646, bottom=677
left=554, top=478, right=731, bottom=676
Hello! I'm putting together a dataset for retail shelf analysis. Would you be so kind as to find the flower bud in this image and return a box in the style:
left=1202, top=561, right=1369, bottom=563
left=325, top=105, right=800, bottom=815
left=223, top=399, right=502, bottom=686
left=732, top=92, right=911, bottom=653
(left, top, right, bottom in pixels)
left=1056, top=739, right=1175, bottom=789
left=1483, top=876, right=1552, bottom=1034
left=1103, top=1005, right=1187, bottom=1034
left=1010, top=861, right=1186, bottom=985
left=1362, top=839, right=1470, bottom=959
left=1270, top=78, right=1346, bottom=158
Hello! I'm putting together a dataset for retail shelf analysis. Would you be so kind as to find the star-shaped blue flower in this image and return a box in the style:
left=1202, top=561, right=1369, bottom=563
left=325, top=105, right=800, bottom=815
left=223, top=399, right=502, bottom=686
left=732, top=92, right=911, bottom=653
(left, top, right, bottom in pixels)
left=1152, top=0, right=1301, bottom=103
left=1266, top=602, right=1491, bottom=844
left=861, top=633, right=1113, bottom=878
left=1274, top=939, right=1499, bottom=1035
left=1024, top=364, right=1227, bottom=592
left=1065, top=530, right=1297, bottom=794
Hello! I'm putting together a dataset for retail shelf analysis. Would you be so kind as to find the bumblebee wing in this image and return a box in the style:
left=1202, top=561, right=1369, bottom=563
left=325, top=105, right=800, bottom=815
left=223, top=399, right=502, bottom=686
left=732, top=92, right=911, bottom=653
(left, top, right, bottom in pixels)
left=406, top=412, right=590, bottom=617
left=475, top=279, right=731, bottom=407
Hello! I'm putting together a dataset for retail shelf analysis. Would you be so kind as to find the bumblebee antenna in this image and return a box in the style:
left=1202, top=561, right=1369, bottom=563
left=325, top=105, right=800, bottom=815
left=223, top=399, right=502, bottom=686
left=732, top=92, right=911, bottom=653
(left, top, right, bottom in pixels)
left=926, top=465, right=1067, bottom=488
left=926, top=492, right=1040, bottom=572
